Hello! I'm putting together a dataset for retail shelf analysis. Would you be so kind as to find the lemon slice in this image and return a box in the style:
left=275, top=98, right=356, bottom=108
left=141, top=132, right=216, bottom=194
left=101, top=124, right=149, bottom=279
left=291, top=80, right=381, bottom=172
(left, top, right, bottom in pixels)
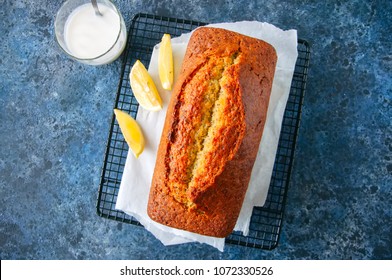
left=113, top=109, right=145, bottom=158
left=158, top=33, right=174, bottom=90
left=129, top=60, right=163, bottom=111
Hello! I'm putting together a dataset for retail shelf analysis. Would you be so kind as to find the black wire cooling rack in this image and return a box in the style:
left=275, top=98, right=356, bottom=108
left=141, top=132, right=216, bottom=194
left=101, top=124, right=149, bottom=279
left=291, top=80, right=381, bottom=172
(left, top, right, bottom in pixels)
left=97, top=13, right=310, bottom=250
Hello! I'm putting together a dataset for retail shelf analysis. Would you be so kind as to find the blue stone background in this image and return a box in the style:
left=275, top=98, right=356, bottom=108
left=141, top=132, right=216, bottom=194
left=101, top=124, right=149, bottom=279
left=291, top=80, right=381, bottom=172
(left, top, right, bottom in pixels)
left=0, top=0, right=391, bottom=259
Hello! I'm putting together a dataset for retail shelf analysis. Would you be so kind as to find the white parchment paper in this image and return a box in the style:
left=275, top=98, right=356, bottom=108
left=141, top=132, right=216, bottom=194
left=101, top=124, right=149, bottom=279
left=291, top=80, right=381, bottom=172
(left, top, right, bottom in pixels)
left=115, top=21, right=298, bottom=251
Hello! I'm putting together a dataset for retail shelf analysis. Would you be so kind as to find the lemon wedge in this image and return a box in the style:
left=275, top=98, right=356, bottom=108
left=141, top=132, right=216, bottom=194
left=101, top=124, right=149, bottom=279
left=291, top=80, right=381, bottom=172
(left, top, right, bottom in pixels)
left=113, top=109, right=145, bottom=158
left=158, top=33, right=174, bottom=90
left=129, top=60, right=163, bottom=111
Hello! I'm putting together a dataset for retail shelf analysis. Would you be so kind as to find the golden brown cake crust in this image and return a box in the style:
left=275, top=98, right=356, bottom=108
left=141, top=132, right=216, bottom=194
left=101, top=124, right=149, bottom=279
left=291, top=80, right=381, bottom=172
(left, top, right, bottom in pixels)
left=147, top=27, right=277, bottom=237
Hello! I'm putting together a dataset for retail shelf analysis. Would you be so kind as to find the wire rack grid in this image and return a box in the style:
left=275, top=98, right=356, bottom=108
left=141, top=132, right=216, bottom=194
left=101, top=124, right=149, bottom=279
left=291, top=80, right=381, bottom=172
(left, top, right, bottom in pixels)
left=97, top=13, right=310, bottom=250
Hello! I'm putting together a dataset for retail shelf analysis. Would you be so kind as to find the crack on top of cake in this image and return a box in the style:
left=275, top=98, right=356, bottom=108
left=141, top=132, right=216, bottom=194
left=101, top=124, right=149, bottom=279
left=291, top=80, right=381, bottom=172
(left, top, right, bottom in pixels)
left=165, top=51, right=245, bottom=209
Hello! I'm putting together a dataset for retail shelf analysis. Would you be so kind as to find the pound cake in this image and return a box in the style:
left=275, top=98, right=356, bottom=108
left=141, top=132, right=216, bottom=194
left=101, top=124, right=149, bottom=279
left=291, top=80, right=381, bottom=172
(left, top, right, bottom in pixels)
left=147, top=27, right=277, bottom=237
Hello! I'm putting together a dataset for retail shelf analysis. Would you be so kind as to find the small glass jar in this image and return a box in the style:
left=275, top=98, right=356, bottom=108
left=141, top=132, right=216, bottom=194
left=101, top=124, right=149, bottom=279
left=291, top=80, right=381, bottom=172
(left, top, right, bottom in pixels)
left=54, top=0, right=127, bottom=65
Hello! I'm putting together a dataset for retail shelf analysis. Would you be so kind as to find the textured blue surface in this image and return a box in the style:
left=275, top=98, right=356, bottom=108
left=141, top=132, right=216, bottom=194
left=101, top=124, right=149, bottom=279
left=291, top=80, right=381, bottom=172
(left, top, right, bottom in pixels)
left=0, top=0, right=391, bottom=259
